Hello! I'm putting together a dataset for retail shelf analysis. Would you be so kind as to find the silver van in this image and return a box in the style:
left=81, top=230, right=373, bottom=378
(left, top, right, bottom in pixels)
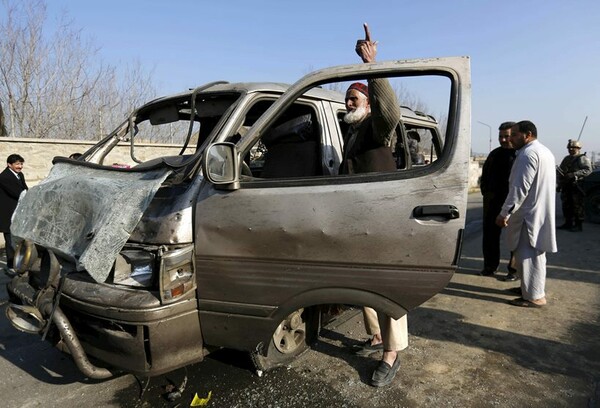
left=6, top=57, right=471, bottom=378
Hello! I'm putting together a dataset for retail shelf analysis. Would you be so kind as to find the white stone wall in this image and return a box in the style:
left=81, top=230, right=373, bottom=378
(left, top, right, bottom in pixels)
left=1, top=138, right=188, bottom=249
left=0, top=137, right=187, bottom=186
left=469, top=157, right=483, bottom=193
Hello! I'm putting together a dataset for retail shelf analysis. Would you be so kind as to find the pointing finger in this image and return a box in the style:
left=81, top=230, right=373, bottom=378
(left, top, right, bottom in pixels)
left=363, top=23, right=372, bottom=42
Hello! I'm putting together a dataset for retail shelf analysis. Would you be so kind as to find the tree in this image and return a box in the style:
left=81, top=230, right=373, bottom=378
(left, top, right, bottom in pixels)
left=392, top=82, right=429, bottom=113
left=0, top=0, right=157, bottom=140
left=0, top=101, right=7, bottom=136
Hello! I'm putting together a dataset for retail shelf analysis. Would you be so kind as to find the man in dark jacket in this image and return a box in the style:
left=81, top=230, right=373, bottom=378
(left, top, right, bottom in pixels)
left=341, top=23, right=407, bottom=388
left=0, top=154, right=28, bottom=274
left=480, top=122, right=517, bottom=280
left=339, top=25, right=400, bottom=175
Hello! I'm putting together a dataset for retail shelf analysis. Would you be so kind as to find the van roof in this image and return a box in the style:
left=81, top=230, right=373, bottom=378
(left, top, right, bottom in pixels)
left=144, top=82, right=438, bottom=125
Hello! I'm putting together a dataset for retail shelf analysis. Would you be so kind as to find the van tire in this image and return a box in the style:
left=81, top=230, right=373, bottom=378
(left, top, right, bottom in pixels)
left=251, top=307, right=319, bottom=372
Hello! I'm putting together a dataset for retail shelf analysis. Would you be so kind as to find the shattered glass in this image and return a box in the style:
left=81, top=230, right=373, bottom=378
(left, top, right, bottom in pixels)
left=11, top=162, right=172, bottom=282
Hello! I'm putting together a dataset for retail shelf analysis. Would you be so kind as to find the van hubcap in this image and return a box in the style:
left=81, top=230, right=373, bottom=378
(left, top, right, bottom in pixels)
left=273, top=309, right=306, bottom=354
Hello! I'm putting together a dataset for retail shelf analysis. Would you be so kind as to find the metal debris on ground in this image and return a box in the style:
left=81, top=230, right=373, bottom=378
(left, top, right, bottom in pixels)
left=165, top=375, right=188, bottom=401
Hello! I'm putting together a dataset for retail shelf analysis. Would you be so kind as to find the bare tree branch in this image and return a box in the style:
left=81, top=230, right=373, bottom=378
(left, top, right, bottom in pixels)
left=0, top=0, right=158, bottom=140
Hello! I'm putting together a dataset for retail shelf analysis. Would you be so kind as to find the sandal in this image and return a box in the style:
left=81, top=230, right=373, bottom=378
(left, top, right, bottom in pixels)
left=353, top=339, right=384, bottom=356
left=509, top=297, right=544, bottom=308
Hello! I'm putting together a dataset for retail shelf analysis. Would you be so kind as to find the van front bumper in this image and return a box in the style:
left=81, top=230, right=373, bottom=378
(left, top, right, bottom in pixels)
left=6, top=273, right=205, bottom=378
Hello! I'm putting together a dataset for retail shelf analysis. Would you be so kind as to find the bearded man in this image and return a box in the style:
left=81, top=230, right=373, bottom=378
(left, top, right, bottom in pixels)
left=340, top=23, right=408, bottom=388
left=339, top=29, right=400, bottom=175
left=496, top=121, right=557, bottom=308
left=339, top=79, right=400, bottom=174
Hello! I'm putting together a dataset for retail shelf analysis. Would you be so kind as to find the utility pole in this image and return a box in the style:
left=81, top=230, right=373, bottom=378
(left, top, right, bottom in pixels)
left=477, top=121, right=492, bottom=153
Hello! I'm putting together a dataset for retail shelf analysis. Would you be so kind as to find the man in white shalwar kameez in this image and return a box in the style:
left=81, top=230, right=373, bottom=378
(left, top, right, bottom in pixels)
left=495, top=121, right=557, bottom=307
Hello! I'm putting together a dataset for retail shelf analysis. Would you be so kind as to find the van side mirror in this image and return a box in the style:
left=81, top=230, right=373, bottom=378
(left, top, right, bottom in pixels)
left=202, top=142, right=240, bottom=189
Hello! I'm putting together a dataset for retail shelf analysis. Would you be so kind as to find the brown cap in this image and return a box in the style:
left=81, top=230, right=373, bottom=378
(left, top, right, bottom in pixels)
left=347, top=82, right=369, bottom=98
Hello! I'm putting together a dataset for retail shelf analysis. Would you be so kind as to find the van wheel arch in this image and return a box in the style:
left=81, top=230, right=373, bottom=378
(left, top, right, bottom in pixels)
left=250, top=288, right=408, bottom=372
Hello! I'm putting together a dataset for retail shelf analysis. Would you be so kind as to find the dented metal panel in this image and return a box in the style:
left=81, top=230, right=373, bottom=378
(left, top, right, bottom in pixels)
left=128, top=175, right=204, bottom=244
left=194, top=56, right=472, bottom=322
left=11, top=162, right=172, bottom=282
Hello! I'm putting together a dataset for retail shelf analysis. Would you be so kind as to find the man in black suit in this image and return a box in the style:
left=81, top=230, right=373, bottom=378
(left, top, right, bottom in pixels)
left=480, top=123, right=517, bottom=280
left=0, top=154, right=28, bottom=274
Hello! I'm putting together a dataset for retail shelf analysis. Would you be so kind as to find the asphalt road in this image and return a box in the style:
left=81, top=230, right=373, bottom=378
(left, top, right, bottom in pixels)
left=1, top=193, right=599, bottom=407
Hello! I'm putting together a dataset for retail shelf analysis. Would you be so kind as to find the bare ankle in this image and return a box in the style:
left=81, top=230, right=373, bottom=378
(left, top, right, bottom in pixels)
left=382, top=350, right=397, bottom=365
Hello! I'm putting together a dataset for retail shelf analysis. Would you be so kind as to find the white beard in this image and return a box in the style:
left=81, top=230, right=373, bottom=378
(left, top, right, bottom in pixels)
left=343, top=107, right=369, bottom=125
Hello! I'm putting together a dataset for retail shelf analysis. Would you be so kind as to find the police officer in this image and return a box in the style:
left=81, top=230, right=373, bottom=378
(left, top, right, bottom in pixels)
left=557, top=140, right=592, bottom=231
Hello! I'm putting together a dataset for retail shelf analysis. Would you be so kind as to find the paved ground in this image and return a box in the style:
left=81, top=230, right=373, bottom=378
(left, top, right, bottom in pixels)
left=1, top=193, right=599, bottom=407
left=292, top=195, right=600, bottom=407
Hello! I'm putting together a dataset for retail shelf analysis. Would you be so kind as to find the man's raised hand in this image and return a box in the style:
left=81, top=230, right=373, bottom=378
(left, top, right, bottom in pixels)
left=355, top=23, right=377, bottom=63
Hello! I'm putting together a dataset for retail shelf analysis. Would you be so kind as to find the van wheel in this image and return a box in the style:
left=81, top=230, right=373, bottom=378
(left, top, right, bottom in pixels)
left=251, top=307, right=319, bottom=372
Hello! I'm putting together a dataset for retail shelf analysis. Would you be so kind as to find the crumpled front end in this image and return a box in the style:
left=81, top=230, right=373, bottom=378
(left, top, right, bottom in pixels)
left=11, top=162, right=173, bottom=282
left=6, top=253, right=203, bottom=377
left=5, top=161, right=205, bottom=377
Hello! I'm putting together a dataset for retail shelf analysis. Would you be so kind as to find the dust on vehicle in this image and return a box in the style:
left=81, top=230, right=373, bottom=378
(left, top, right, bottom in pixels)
left=6, top=57, right=471, bottom=379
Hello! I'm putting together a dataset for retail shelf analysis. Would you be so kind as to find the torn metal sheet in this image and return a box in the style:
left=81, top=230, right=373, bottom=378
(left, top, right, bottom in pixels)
left=11, top=162, right=172, bottom=282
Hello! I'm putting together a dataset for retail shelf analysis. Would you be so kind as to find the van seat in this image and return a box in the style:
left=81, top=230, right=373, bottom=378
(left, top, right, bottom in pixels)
left=261, top=114, right=321, bottom=178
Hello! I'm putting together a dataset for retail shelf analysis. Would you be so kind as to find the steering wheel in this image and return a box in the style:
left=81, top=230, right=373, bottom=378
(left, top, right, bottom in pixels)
left=241, top=161, right=253, bottom=177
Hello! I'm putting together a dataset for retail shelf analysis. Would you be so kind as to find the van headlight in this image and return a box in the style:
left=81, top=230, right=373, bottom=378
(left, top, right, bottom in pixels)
left=113, top=249, right=157, bottom=287
left=159, top=245, right=196, bottom=304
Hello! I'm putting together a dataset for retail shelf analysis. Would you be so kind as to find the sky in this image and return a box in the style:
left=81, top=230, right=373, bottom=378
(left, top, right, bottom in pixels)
left=9, top=0, right=600, bottom=161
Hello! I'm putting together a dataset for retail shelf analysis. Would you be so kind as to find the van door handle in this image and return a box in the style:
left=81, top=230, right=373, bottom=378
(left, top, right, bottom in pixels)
left=413, top=205, right=460, bottom=220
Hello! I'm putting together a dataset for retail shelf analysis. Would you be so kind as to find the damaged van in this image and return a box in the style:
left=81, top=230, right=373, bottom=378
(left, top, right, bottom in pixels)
left=6, top=57, right=471, bottom=379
